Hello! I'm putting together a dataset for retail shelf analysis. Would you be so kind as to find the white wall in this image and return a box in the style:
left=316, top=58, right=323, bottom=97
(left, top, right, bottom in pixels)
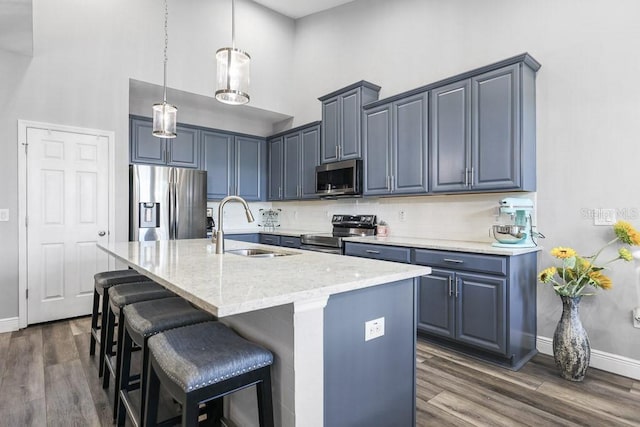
left=0, top=0, right=295, bottom=319
left=287, top=0, right=640, bottom=360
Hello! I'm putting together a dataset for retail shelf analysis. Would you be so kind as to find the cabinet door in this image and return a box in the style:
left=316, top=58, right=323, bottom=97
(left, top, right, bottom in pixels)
left=363, top=104, right=392, bottom=195
left=300, top=125, right=320, bottom=199
left=283, top=132, right=301, bottom=199
left=268, top=137, right=283, bottom=201
left=321, top=97, right=340, bottom=163
left=417, top=269, right=455, bottom=339
left=471, top=65, right=521, bottom=190
left=456, top=272, right=507, bottom=355
left=393, top=92, right=428, bottom=194
left=236, top=136, right=265, bottom=202
left=130, top=118, right=166, bottom=165
left=202, top=130, right=234, bottom=200
left=167, top=125, right=200, bottom=168
left=340, top=88, right=362, bottom=160
left=430, top=80, right=471, bottom=192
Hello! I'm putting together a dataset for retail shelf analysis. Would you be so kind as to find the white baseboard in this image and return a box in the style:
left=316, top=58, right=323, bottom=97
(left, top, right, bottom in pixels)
left=0, top=317, right=20, bottom=334
left=537, top=336, right=640, bottom=380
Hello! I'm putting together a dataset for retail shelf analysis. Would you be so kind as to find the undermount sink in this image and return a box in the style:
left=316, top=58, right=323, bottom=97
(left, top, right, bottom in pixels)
left=227, top=248, right=299, bottom=258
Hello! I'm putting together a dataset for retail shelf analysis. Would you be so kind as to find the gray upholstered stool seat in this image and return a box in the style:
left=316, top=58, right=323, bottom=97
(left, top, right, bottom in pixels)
left=91, top=269, right=148, bottom=378
left=145, top=321, right=274, bottom=426
left=117, top=297, right=215, bottom=426
left=102, top=281, right=174, bottom=404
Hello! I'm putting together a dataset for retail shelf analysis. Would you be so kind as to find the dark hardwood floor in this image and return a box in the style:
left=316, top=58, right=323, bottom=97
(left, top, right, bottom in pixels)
left=0, top=316, right=638, bottom=426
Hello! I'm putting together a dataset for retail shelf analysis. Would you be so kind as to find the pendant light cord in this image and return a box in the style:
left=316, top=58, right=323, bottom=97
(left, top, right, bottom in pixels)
left=231, top=0, right=235, bottom=48
left=163, top=0, right=169, bottom=103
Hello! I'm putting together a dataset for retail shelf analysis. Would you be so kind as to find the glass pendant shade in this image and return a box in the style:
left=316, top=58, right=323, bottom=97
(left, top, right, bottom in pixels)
left=215, top=47, right=251, bottom=105
left=152, top=101, right=177, bottom=138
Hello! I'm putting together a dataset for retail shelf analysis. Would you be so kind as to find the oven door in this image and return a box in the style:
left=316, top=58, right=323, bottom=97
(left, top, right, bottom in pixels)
left=300, top=244, right=343, bottom=255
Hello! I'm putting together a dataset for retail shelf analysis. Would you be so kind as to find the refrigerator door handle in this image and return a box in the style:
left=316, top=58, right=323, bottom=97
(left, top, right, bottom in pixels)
left=168, top=168, right=176, bottom=239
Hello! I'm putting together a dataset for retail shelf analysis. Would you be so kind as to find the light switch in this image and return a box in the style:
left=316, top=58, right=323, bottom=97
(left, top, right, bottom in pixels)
left=0, top=209, right=8, bottom=222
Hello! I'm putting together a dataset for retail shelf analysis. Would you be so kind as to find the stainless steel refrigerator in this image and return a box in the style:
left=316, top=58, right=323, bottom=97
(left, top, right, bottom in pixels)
left=130, top=164, right=207, bottom=241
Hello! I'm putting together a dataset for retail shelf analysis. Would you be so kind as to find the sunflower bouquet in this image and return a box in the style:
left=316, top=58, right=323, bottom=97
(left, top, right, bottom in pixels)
left=538, top=220, right=640, bottom=297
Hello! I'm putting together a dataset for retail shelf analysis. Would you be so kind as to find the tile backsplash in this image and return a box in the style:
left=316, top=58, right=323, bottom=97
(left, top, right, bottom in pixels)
left=210, top=192, right=537, bottom=243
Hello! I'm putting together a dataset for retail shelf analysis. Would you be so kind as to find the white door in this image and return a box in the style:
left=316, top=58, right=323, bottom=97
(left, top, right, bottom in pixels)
left=25, top=127, right=110, bottom=324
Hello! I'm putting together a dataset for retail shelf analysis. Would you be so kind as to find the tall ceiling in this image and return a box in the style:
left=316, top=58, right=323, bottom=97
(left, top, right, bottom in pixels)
left=252, top=0, right=355, bottom=19
left=0, top=0, right=355, bottom=57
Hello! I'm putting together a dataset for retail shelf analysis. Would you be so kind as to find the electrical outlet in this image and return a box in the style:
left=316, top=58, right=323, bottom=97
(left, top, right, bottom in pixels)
left=399, top=210, right=406, bottom=222
left=594, top=208, right=616, bottom=226
left=365, top=317, right=385, bottom=341
left=0, top=209, right=8, bottom=222
left=633, top=308, right=640, bottom=329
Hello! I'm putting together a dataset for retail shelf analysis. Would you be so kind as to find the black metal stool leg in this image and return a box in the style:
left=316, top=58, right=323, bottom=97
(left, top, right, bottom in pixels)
left=117, top=325, right=134, bottom=427
left=89, top=288, right=100, bottom=356
left=102, top=304, right=116, bottom=389
left=144, top=358, right=161, bottom=427
left=98, top=290, right=111, bottom=378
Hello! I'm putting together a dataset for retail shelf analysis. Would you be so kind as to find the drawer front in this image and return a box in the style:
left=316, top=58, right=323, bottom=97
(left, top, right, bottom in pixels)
left=226, top=233, right=259, bottom=243
left=414, top=249, right=506, bottom=276
left=280, top=236, right=301, bottom=248
left=260, top=234, right=281, bottom=246
left=344, top=242, right=411, bottom=263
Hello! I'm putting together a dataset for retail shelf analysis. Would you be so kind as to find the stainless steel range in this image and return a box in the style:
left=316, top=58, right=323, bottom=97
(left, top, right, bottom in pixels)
left=300, top=214, right=377, bottom=254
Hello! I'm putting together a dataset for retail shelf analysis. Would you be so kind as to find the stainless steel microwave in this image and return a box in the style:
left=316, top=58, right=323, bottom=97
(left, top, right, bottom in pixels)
left=315, top=159, right=363, bottom=197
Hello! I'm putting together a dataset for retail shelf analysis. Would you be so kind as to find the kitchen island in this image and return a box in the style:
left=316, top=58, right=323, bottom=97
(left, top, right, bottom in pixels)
left=99, top=238, right=430, bottom=427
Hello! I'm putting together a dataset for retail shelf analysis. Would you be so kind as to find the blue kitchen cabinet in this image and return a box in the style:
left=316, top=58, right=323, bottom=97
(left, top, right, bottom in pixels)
left=226, top=233, right=260, bottom=243
left=431, top=61, right=538, bottom=193
left=259, top=234, right=281, bottom=246
left=269, top=122, right=320, bottom=201
left=343, top=242, right=411, bottom=263
left=280, top=236, right=301, bottom=248
left=414, top=248, right=537, bottom=370
left=363, top=92, right=428, bottom=195
left=202, top=130, right=266, bottom=201
left=130, top=116, right=200, bottom=169
left=319, top=81, right=380, bottom=164
left=268, top=137, right=284, bottom=200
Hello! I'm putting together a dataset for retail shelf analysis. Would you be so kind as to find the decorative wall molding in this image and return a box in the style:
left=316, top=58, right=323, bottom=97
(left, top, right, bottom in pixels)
left=537, top=336, right=640, bottom=380
left=0, top=317, right=20, bottom=334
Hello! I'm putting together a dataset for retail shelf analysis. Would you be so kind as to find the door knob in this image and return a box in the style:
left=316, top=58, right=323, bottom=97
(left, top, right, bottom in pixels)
left=98, top=231, right=106, bottom=236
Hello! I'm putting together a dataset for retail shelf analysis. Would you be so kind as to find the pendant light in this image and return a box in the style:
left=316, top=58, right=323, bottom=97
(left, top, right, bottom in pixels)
left=152, top=0, right=177, bottom=138
left=215, top=0, right=250, bottom=105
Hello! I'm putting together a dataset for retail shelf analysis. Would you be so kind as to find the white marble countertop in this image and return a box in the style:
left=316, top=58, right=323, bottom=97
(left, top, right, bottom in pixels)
left=98, top=239, right=430, bottom=317
left=343, top=235, right=542, bottom=256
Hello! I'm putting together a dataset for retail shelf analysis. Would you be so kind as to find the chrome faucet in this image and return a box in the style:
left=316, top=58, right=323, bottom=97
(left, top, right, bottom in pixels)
left=214, top=196, right=255, bottom=254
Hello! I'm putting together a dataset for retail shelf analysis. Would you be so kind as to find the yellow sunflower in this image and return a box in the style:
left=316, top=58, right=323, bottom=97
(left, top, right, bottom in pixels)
left=589, top=270, right=613, bottom=290
left=550, top=247, right=577, bottom=259
left=538, top=267, right=557, bottom=283
left=619, top=247, right=633, bottom=262
left=613, top=220, right=640, bottom=246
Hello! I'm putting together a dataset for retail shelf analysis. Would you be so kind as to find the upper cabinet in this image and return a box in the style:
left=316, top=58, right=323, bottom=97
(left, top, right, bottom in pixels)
left=431, top=60, right=538, bottom=193
left=268, top=122, right=321, bottom=201
left=130, top=116, right=200, bottom=169
left=201, top=130, right=266, bottom=201
left=319, top=81, right=380, bottom=164
left=363, top=92, right=428, bottom=196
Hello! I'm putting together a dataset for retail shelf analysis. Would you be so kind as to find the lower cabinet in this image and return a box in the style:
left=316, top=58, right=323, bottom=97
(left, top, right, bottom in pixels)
left=259, top=234, right=281, bottom=246
left=418, top=268, right=506, bottom=355
left=226, top=233, right=260, bottom=243
left=343, top=242, right=411, bottom=263
left=414, top=248, right=537, bottom=369
left=258, top=234, right=301, bottom=249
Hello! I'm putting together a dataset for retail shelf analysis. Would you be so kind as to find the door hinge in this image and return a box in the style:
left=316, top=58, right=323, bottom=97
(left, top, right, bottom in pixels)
left=25, top=216, right=28, bottom=227
left=22, top=142, right=28, bottom=155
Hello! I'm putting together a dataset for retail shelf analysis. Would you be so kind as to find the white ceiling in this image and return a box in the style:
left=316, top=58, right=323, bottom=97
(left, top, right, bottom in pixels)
left=252, top=0, right=355, bottom=19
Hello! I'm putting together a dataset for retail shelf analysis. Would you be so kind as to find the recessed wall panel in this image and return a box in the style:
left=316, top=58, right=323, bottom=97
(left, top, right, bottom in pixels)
left=42, top=169, right=64, bottom=225
left=76, top=241, right=97, bottom=294
left=42, top=243, right=64, bottom=299
left=43, top=139, right=64, bottom=159
left=77, top=143, right=97, bottom=162
left=77, top=172, right=97, bottom=224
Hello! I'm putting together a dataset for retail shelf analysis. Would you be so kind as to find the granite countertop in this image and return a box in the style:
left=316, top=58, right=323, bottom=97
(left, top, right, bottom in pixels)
left=342, top=235, right=542, bottom=256
left=98, top=239, right=429, bottom=317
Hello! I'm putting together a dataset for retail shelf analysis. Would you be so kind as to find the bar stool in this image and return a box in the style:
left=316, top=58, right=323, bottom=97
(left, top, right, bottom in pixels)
left=117, top=297, right=215, bottom=427
left=102, top=281, right=175, bottom=408
left=145, top=321, right=275, bottom=427
left=91, top=269, right=148, bottom=377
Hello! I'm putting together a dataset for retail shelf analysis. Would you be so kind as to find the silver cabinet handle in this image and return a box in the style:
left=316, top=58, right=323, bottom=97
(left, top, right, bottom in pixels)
left=443, top=258, right=464, bottom=263
left=98, top=230, right=106, bottom=237
left=279, top=187, right=282, bottom=198
left=390, top=175, right=395, bottom=192
left=455, top=278, right=460, bottom=298
left=464, top=167, right=469, bottom=187
left=448, top=276, right=453, bottom=296
left=470, top=167, right=475, bottom=187
left=335, top=145, right=338, bottom=159
left=365, top=249, right=380, bottom=254
left=386, top=176, right=390, bottom=191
